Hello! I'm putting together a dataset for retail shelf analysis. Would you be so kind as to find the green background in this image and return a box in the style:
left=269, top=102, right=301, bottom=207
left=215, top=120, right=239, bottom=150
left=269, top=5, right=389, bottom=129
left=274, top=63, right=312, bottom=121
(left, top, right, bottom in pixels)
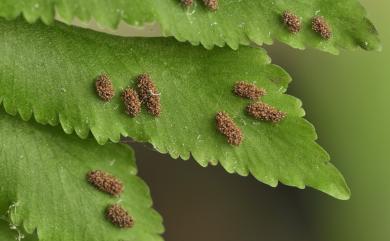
left=296, top=0, right=390, bottom=240
left=275, top=0, right=390, bottom=240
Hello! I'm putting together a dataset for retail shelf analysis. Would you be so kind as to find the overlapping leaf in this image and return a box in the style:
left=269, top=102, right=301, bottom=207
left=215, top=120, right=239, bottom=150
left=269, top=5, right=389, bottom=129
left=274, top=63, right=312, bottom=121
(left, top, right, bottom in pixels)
left=0, top=221, right=17, bottom=241
left=0, top=18, right=350, bottom=199
left=0, top=0, right=381, bottom=53
left=0, top=220, right=38, bottom=241
left=0, top=111, right=163, bottom=241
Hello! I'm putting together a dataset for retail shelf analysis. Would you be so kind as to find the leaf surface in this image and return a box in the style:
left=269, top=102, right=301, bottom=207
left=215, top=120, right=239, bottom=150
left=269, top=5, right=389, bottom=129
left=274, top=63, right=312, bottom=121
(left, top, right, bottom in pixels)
left=0, top=18, right=350, bottom=199
left=0, top=220, right=38, bottom=241
left=0, top=111, right=163, bottom=241
left=0, top=0, right=381, bottom=53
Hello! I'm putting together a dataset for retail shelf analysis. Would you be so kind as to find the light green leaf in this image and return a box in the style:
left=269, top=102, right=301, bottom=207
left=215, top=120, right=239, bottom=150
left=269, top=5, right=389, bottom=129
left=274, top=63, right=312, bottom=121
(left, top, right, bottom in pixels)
left=0, top=111, right=164, bottom=241
left=0, top=18, right=350, bottom=199
left=0, top=0, right=381, bottom=53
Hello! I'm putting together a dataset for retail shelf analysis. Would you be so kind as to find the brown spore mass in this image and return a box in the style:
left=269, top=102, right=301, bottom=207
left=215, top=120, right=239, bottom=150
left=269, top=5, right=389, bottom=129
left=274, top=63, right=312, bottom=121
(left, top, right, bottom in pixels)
left=233, top=81, right=267, bottom=100
left=282, top=11, right=302, bottom=33
left=181, top=0, right=193, bottom=7
left=122, top=88, right=141, bottom=117
left=216, top=112, right=243, bottom=146
left=145, top=95, right=161, bottom=117
left=247, top=102, right=286, bottom=123
left=106, top=204, right=134, bottom=229
left=95, top=74, right=115, bottom=101
left=87, top=170, right=123, bottom=196
left=312, top=16, right=332, bottom=39
left=136, top=73, right=161, bottom=116
left=203, top=0, right=218, bottom=11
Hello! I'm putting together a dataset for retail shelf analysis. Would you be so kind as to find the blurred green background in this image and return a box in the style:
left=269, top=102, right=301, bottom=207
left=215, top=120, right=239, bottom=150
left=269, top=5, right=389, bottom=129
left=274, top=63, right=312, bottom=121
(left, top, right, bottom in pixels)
left=271, top=0, right=390, bottom=240
left=101, top=0, right=389, bottom=240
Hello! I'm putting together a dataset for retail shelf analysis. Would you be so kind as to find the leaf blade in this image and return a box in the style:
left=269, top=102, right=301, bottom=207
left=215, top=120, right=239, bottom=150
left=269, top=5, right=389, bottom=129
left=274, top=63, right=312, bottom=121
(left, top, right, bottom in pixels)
left=0, top=0, right=381, bottom=53
left=0, top=18, right=350, bottom=199
left=0, top=111, right=164, bottom=241
left=0, top=220, right=38, bottom=241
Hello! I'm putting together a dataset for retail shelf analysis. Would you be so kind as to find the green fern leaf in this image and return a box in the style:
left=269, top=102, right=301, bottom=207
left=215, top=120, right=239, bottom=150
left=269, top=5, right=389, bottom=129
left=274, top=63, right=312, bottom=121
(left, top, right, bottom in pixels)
left=0, top=0, right=381, bottom=53
left=0, top=220, right=38, bottom=241
left=0, top=111, right=163, bottom=241
left=0, top=18, right=350, bottom=199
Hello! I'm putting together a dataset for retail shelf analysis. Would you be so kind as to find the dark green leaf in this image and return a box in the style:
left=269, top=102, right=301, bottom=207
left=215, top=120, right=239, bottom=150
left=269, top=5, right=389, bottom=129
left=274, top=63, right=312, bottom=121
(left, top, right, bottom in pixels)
left=0, top=220, right=38, bottom=241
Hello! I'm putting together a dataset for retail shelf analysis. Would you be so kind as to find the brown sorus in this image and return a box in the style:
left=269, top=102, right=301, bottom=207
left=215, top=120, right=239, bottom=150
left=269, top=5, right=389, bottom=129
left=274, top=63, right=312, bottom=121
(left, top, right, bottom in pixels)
left=282, top=11, right=302, bottom=33
left=203, top=0, right=218, bottom=11
left=216, top=112, right=243, bottom=146
left=181, top=0, right=193, bottom=7
left=87, top=170, right=124, bottom=196
left=233, top=81, right=267, bottom=100
left=106, top=204, right=134, bottom=229
left=246, top=102, right=286, bottom=123
left=312, top=16, right=332, bottom=40
left=137, top=73, right=157, bottom=100
left=136, top=73, right=161, bottom=116
left=95, top=74, right=115, bottom=101
left=145, top=95, right=161, bottom=117
left=122, top=88, right=141, bottom=117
